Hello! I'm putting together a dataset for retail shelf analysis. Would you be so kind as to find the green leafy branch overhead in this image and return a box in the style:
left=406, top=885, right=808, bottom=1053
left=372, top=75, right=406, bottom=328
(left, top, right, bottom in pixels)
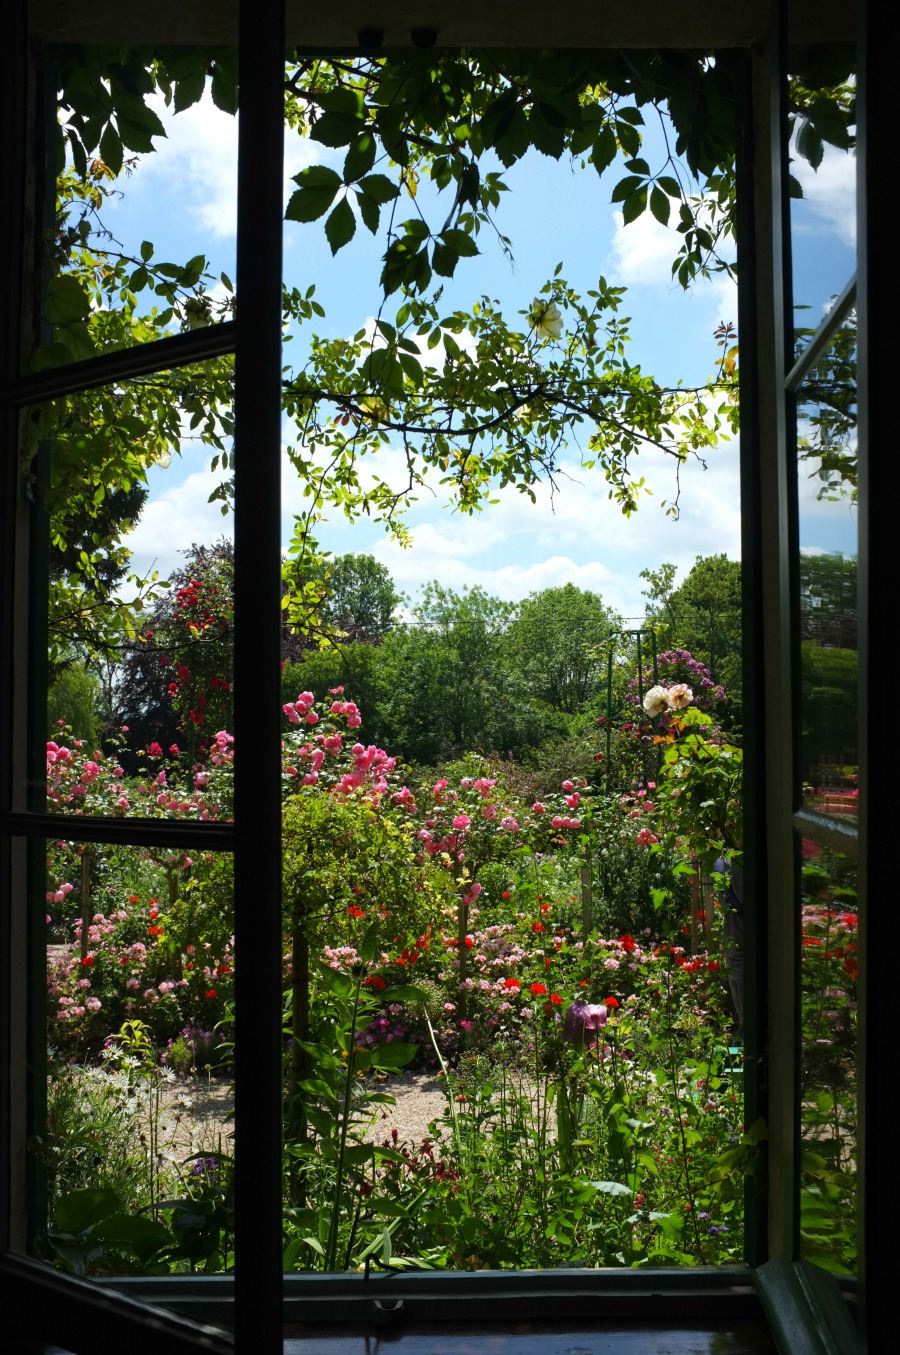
left=39, top=43, right=852, bottom=660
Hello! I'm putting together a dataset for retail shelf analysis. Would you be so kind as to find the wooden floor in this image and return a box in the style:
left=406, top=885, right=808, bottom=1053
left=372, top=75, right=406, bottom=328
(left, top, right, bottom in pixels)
left=282, top=1319, right=778, bottom=1353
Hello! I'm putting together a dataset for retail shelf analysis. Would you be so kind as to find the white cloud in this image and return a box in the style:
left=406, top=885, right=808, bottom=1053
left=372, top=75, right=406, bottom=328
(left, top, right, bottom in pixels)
left=313, top=435, right=742, bottom=620
left=122, top=89, right=328, bottom=241
left=792, top=146, right=856, bottom=247
left=122, top=466, right=232, bottom=581
left=608, top=207, right=679, bottom=288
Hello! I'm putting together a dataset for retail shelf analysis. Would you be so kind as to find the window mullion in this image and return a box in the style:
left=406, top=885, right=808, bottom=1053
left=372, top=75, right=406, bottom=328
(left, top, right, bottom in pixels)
left=232, top=2, right=286, bottom=1351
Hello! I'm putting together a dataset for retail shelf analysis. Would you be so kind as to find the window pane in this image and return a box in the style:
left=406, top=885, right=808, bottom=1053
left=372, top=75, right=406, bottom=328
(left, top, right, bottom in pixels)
left=275, top=49, right=747, bottom=1273
left=787, top=53, right=856, bottom=364
left=26, top=369, right=235, bottom=818
left=798, top=840, right=857, bottom=1275
left=32, top=44, right=237, bottom=373
left=795, top=314, right=858, bottom=820
left=39, top=838, right=234, bottom=1323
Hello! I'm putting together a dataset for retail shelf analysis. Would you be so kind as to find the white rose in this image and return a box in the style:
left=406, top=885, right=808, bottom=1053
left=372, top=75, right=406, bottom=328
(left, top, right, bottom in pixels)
left=642, top=685, right=670, bottom=716
left=529, top=299, right=563, bottom=340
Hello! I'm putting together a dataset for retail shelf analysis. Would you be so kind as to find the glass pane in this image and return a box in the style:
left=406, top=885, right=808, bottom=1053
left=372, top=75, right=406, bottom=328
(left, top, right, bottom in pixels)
left=31, top=45, right=237, bottom=374
left=25, top=369, right=234, bottom=816
left=795, top=313, right=858, bottom=819
left=40, top=838, right=234, bottom=1316
left=787, top=52, right=856, bottom=362
left=275, top=50, right=747, bottom=1273
left=798, top=841, right=857, bottom=1274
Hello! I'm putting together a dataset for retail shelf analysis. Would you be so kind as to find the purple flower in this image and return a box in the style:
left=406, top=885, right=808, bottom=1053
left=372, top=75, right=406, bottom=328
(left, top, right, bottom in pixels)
left=562, top=1001, right=608, bottom=1043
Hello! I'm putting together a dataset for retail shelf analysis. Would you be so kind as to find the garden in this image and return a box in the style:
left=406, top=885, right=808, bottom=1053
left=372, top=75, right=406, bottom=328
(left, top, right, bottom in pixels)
left=39, top=626, right=858, bottom=1280
left=31, top=38, right=858, bottom=1290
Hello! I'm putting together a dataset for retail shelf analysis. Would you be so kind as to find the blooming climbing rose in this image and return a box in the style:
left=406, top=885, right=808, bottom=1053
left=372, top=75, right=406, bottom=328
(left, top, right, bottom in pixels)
left=643, top=685, right=670, bottom=716
left=529, top=298, right=563, bottom=340
left=666, top=683, right=693, bottom=710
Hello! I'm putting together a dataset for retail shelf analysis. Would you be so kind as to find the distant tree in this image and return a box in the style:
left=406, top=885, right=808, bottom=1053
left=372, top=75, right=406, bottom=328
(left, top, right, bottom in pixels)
left=319, top=554, right=400, bottom=643
left=47, top=663, right=101, bottom=743
left=641, top=555, right=742, bottom=729
left=112, top=541, right=234, bottom=757
left=506, top=584, right=620, bottom=716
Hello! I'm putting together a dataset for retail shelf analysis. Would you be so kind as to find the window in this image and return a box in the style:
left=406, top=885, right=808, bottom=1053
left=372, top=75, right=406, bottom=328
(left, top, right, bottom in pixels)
left=2, top=3, right=888, bottom=1352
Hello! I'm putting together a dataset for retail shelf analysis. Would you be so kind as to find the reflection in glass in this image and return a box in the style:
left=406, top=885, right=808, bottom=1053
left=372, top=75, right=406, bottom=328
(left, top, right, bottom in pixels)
left=25, top=371, right=235, bottom=815
left=37, top=46, right=237, bottom=371
left=795, top=313, right=858, bottom=818
left=42, top=840, right=234, bottom=1292
left=787, top=51, right=855, bottom=364
left=798, top=843, right=857, bottom=1274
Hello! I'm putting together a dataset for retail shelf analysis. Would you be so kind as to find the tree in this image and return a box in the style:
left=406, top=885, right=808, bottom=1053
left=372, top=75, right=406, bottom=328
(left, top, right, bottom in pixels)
left=316, top=554, right=400, bottom=643
left=506, top=584, right=620, bottom=716
left=641, top=555, right=742, bottom=730
left=112, top=542, right=234, bottom=758
left=799, top=552, right=857, bottom=649
left=43, top=43, right=854, bottom=662
left=47, top=665, right=101, bottom=744
left=33, top=169, right=235, bottom=666
left=368, top=584, right=515, bottom=764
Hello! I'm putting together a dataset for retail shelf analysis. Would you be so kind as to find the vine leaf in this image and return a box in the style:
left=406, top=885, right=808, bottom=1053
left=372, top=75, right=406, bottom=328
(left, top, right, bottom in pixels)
left=285, top=166, right=343, bottom=223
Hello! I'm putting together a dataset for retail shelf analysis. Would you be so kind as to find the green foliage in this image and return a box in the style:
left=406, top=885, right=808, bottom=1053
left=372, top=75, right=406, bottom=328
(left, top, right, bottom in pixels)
left=48, top=665, right=101, bottom=743
left=506, top=584, right=620, bottom=716
left=650, top=707, right=743, bottom=869
left=641, top=556, right=743, bottom=731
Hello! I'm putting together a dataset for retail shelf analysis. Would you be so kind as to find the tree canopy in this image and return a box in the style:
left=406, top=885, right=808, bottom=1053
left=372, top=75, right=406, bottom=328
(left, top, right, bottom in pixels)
left=34, top=41, right=854, bottom=669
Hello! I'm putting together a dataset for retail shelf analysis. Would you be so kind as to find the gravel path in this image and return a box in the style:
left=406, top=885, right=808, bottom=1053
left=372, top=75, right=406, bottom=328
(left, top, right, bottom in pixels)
left=158, top=1070, right=452, bottom=1155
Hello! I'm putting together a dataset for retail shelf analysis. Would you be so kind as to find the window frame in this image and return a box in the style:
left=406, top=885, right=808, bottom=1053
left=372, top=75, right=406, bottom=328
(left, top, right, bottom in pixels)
left=2, top=3, right=886, bottom=1352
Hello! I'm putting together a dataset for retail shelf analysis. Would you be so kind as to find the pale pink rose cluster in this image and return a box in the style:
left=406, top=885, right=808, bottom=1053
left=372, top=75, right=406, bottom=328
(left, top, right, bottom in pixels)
left=642, top=683, right=694, bottom=716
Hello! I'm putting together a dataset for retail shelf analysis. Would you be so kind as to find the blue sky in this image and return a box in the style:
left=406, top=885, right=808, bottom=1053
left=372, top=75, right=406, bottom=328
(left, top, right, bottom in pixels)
left=106, top=86, right=857, bottom=620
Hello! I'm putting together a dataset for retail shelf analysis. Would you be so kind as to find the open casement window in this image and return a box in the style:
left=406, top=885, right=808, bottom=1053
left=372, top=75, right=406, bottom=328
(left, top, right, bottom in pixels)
left=0, top=2, right=891, bottom=1352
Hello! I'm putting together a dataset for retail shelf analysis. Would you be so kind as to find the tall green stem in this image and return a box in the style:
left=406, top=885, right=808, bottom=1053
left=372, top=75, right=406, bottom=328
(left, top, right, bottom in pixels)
left=324, top=970, right=363, bottom=1271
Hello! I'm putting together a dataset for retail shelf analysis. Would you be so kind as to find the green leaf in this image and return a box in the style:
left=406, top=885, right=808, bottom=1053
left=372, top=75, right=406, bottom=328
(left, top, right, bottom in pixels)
left=622, top=186, right=648, bottom=225
left=285, top=166, right=342, bottom=223
left=140, top=240, right=154, bottom=263
left=617, top=120, right=642, bottom=156
left=611, top=174, right=644, bottom=204
left=591, top=125, right=617, bottom=174
left=99, top=121, right=123, bottom=176
left=399, top=352, right=424, bottom=385
left=54, top=1188, right=120, bottom=1234
left=210, top=54, right=239, bottom=114
left=312, top=111, right=365, bottom=149
left=358, top=174, right=399, bottom=206
left=439, top=229, right=478, bottom=258
left=116, top=116, right=158, bottom=155
left=380, top=984, right=432, bottom=1004
left=432, top=244, right=458, bottom=278
left=796, top=118, right=825, bottom=171
left=174, top=68, right=206, bottom=114
left=357, top=192, right=381, bottom=235
left=92, top=1213, right=170, bottom=1263
left=528, top=106, right=566, bottom=159
left=344, top=132, right=377, bottom=182
left=370, top=1041, right=419, bottom=1069
left=318, top=87, right=366, bottom=117
left=589, top=1180, right=630, bottom=1196
left=649, top=185, right=670, bottom=226
left=45, top=276, right=92, bottom=326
